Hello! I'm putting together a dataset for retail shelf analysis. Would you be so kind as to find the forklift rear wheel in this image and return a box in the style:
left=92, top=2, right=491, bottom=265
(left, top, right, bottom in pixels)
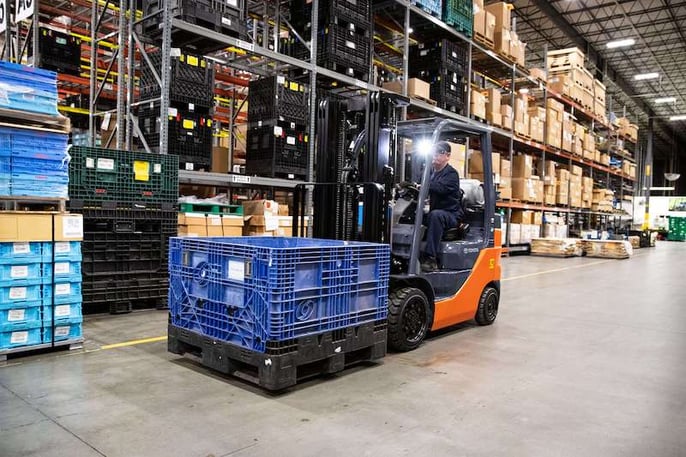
left=388, top=287, right=432, bottom=352
left=475, top=286, right=499, bottom=325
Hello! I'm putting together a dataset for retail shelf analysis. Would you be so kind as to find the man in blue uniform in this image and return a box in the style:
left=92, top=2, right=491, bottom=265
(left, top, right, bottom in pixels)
left=421, top=141, right=464, bottom=272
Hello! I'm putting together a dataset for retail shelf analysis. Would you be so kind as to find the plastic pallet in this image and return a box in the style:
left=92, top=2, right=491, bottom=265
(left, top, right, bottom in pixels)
left=168, top=320, right=386, bottom=390
left=410, top=39, right=468, bottom=73
left=168, top=237, right=390, bottom=352
left=38, top=28, right=82, bottom=76
left=443, top=10, right=473, bottom=37
left=68, top=146, right=179, bottom=208
left=245, top=123, right=309, bottom=179
left=138, top=106, right=212, bottom=160
left=140, top=50, right=215, bottom=109
left=248, top=76, right=309, bottom=123
left=290, top=0, right=371, bottom=31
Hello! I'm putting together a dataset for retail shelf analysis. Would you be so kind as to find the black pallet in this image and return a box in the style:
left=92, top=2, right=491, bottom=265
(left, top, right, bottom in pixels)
left=410, top=39, right=468, bottom=73
left=291, top=0, right=371, bottom=32
left=39, top=27, right=82, bottom=76
left=83, top=274, right=168, bottom=314
left=318, top=23, right=371, bottom=69
left=168, top=321, right=386, bottom=391
left=141, top=0, right=247, bottom=53
left=248, top=76, right=309, bottom=123
left=246, top=122, right=309, bottom=179
left=138, top=106, right=212, bottom=162
left=140, top=50, right=215, bottom=109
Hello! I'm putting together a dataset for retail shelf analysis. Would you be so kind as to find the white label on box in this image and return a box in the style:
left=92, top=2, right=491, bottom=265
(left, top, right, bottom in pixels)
left=226, top=0, right=238, bottom=7
left=8, top=309, right=25, bottom=322
left=345, top=40, right=356, bottom=50
left=188, top=103, right=195, bottom=111
left=265, top=216, right=279, bottom=232
left=13, top=242, right=30, bottom=254
left=221, top=17, right=232, bottom=26
left=170, top=48, right=181, bottom=57
left=10, top=265, right=29, bottom=278
left=208, top=216, right=221, bottom=226
left=286, top=136, right=296, bottom=145
left=9, top=287, right=26, bottom=300
left=55, top=283, right=71, bottom=296
left=86, top=157, right=95, bottom=168
left=55, top=305, right=71, bottom=317
left=168, top=107, right=178, bottom=117
left=54, top=262, right=70, bottom=275
left=227, top=260, right=245, bottom=281
left=154, top=163, right=162, bottom=173
left=97, top=158, right=115, bottom=170
left=185, top=162, right=194, bottom=171
left=55, top=242, right=71, bottom=253
left=63, top=217, right=83, bottom=239
left=55, top=326, right=70, bottom=337
left=277, top=75, right=286, bottom=85
left=231, top=175, right=250, bottom=184
left=10, top=331, right=28, bottom=344
left=273, top=126, right=283, bottom=136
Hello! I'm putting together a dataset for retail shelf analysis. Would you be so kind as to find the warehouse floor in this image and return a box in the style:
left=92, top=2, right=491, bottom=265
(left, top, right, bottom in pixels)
left=2, top=243, right=685, bottom=457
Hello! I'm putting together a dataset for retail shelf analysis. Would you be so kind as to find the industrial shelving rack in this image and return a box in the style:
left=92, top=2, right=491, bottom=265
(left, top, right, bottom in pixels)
left=4, top=0, right=645, bottom=247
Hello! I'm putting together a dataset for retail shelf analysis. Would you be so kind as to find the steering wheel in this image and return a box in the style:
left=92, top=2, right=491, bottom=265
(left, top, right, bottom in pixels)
left=397, top=181, right=420, bottom=200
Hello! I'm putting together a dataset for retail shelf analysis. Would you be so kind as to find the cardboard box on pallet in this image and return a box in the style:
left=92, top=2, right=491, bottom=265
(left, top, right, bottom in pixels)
left=0, top=213, right=84, bottom=242
left=500, top=158, right=511, bottom=177
left=513, top=154, right=534, bottom=178
left=508, top=223, right=521, bottom=244
left=494, top=30, right=511, bottom=57
left=485, top=11, right=496, bottom=41
left=498, top=186, right=512, bottom=200
left=474, top=10, right=486, bottom=38
left=556, top=168, right=571, bottom=182
left=485, top=2, right=512, bottom=30
left=487, top=112, right=503, bottom=127
left=486, top=88, right=501, bottom=115
left=471, top=89, right=487, bottom=119
left=512, top=177, right=544, bottom=203
left=548, top=73, right=572, bottom=97
left=547, top=120, right=562, bottom=149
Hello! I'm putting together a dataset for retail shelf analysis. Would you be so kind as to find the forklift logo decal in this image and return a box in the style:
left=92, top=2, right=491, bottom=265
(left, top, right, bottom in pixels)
left=489, top=258, right=495, bottom=270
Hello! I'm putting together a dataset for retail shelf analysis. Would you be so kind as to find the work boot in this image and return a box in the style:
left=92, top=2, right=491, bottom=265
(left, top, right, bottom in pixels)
left=421, top=256, right=438, bottom=272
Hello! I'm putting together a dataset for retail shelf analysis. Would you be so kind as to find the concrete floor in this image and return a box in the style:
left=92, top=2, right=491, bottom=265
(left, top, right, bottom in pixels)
left=2, top=243, right=686, bottom=457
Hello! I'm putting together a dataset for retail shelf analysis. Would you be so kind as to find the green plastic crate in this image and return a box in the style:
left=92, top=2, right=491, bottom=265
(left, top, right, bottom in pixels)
left=443, top=8, right=473, bottom=37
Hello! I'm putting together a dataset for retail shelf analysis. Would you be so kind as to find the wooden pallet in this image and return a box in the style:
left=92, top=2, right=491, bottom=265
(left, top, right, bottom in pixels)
left=0, top=109, right=71, bottom=133
left=411, top=95, right=437, bottom=106
left=0, top=196, right=68, bottom=212
left=474, top=33, right=495, bottom=50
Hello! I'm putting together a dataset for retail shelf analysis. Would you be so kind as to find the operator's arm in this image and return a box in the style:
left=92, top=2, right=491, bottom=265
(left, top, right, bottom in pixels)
left=429, top=168, right=460, bottom=196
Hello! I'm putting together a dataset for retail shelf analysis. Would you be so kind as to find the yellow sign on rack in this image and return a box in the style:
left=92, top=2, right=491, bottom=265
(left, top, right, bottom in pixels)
left=133, top=160, right=150, bottom=182
left=182, top=119, right=195, bottom=130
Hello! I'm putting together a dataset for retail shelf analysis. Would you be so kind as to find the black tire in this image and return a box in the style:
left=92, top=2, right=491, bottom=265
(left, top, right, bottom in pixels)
left=388, top=287, right=433, bottom=352
left=475, top=286, right=499, bottom=326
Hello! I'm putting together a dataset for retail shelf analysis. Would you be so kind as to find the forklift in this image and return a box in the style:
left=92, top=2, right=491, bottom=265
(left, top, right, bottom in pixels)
left=294, top=93, right=502, bottom=352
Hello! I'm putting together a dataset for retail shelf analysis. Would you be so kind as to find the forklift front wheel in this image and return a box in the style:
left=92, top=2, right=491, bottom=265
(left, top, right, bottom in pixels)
left=388, top=287, right=433, bottom=352
left=475, top=286, right=499, bottom=326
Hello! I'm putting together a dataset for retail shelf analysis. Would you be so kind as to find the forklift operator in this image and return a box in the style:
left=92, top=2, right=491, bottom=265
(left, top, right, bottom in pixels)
left=421, top=141, right=464, bottom=272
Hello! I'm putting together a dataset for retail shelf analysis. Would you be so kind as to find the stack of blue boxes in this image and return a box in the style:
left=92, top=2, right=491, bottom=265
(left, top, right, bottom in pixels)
left=0, top=61, right=69, bottom=198
left=0, top=241, right=83, bottom=351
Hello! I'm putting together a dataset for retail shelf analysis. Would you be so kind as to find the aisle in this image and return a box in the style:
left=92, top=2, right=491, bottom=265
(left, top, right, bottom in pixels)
left=1, top=243, right=685, bottom=457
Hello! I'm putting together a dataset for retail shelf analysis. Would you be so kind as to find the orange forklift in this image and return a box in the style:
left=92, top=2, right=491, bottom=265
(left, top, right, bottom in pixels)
left=295, top=94, right=502, bottom=352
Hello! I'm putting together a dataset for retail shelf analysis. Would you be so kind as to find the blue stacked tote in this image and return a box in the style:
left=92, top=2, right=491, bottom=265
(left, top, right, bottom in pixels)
left=0, top=241, right=83, bottom=351
left=0, top=61, right=70, bottom=199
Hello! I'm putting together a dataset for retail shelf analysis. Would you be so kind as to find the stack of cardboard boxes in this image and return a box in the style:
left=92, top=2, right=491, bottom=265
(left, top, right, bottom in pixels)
left=511, top=155, right=543, bottom=203
left=569, top=165, right=583, bottom=208
left=485, top=88, right=502, bottom=127
left=473, top=0, right=496, bottom=47
left=556, top=168, right=570, bottom=205
left=499, top=157, right=511, bottom=200
left=546, top=48, right=595, bottom=112
left=540, top=160, right=557, bottom=205
left=545, top=99, right=564, bottom=149
left=594, top=80, right=607, bottom=124
left=592, top=189, right=615, bottom=212
left=485, top=2, right=526, bottom=67
left=242, top=200, right=297, bottom=237
left=622, top=161, right=637, bottom=179
left=542, top=214, right=569, bottom=238
left=471, top=89, right=487, bottom=119
left=514, top=93, right=529, bottom=138
left=448, top=142, right=467, bottom=174
left=616, top=117, right=639, bottom=143
left=582, top=176, right=594, bottom=209
left=527, top=106, right=545, bottom=144
left=178, top=213, right=244, bottom=237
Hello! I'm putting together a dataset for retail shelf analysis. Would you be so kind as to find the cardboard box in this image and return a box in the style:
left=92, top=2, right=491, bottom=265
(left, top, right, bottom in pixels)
left=485, top=2, right=512, bottom=30
left=500, top=104, right=513, bottom=118
left=449, top=142, right=467, bottom=171
left=512, top=178, right=543, bottom=203
left=487, top=112, right=503, bottom=127
left=211, top=147, right=229, bottom=173
left=509, top=223, right=521, bottom=244
left=570, top=164, right=583, bottom=176
left=498, top=187, right=512, bottom=200
left=54, top=214, right=84, bottom=241
left=583, top=132, right=595, bottom=151
left=546, top=98, right=565, bottom=114
left=485, top=11, right=496, bottom=41
left=469, top=151, right=501, bottom=174
left=221, top=215, right=244, bottom=227
left=178, top=224, right=208, bottom=237
left=500, top=159, right=511, bottom=177
left=223, top=226, right=243, bottom=237
left=178, top=213, right=206, bottom=226
left=474, top=0, right=485, bottom=12
left=511, top=210, right=534, bottom=224
left=0, top=213, right=53, bottom=241
left=547, top=120, right=562, bottom=149
left=206, top=225, right=224, bottom=236
left=556, top=169, right=570, bottom=182
left=474, top=10, right=486, bottom=38
left=471, top=89, right=487, bottom=118
left=556, top=193, right=569, bottom=206
left=545, top=193, right=556, bottom=205
left=206, top=215, right=222, bottom=227
left=383, top=78, right=430, bottom=100
left=486, top=88, right=502, bottom=114
left=243, top=200, right=279, bottom=216
left=502, top=115, right=513, bottom=129
left=494, top=30, right=511, bottom=56
left=533, top=212, right=543, bottom=225
left=499, top=176, right=511, bottom=188
left=513, top=155, right=534, bottom=178
left=528, top=106, right=546, bottom=120
left=548, top=74, right=572, bottom=97
left=244, top=215, right=280, bottom=231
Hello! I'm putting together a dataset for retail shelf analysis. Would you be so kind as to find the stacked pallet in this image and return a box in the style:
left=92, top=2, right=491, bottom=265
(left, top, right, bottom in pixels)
left=580, top=240, right=633, bottom=259
left=546, top=48, right=595, bottom=112
left=531, top=238, right=582, bottom=257
left=592, top=189, right=614, bottom=212
left=0, top=213, right=84, bottom=359
left=67, top=147, right=178, bottom=314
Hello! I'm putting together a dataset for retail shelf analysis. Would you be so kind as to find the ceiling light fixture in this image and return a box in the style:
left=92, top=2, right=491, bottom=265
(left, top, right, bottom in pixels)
left=634, top=72, right=659, bottom=80
left=669, top=115, right=686, bottom=121
left=654, top=97, right=677, bottom=104
left=606, top=38, right=635, bottom=49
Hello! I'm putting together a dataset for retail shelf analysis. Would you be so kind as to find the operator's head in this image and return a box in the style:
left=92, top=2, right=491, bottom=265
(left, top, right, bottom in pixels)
left=431, top=141, right=451, bottom=171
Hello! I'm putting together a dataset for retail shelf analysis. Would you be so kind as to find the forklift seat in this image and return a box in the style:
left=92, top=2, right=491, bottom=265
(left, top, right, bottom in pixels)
left=442, top=179, right=484, bottom=241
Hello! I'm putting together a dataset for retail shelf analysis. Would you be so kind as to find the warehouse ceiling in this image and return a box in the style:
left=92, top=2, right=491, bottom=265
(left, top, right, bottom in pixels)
left=511, top=0, right=686, bottom=161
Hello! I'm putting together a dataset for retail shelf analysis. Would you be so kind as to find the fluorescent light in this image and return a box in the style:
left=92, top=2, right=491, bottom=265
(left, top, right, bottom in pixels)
left=607, top=38, right=635, bottom=49
left=649, top=187, right=675, bottom=191
left=654, top=97, right=677, bottom=104
left=408, top=27, right=413, bottom=34
left=669, top=115, right=686, bottom=121
left=634, top=72, right=659, bottom=80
